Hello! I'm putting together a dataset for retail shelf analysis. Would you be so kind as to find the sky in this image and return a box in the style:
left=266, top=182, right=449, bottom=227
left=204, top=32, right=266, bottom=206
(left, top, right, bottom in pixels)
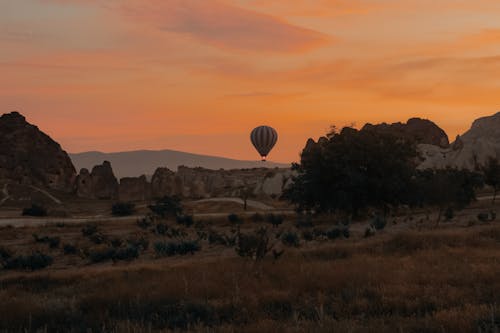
left=1, top=0, right=500, bottom=163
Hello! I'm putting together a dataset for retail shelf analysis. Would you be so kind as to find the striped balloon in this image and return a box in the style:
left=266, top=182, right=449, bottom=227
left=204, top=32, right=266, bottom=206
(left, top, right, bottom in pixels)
left=250, top=126, right=278, bottom=161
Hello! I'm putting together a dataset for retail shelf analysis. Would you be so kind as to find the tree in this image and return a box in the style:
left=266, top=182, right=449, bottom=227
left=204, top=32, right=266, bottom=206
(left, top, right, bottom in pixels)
left=284, top=126, right=418, bottom=217
left=482, top=157, right=500, bottom=203
left=410, top=168, right=483, bottom=224
left=148, top=196, right=183, bottom=218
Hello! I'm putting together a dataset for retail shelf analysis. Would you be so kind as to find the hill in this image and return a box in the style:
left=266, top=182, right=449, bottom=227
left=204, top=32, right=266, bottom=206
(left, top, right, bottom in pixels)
left=70, top=150, right=289, bottom=179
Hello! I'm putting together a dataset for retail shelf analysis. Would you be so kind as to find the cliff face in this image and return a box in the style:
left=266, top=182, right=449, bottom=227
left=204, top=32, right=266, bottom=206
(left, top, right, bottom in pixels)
left=419, top=112, right=500, bottom=170
left=0, top=111, right=76, bottom=192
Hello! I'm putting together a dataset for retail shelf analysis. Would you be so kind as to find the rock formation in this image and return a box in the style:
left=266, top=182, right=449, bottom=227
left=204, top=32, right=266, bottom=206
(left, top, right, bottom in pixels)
left=119, top=175, right=151, bottom=202
left=362, top=117, right=450, bottom=147
left=419, top=112, right=500, bottom=170
left=0, top=111, right=76, bottom=192
left=76, top=161, right=118, bottom=199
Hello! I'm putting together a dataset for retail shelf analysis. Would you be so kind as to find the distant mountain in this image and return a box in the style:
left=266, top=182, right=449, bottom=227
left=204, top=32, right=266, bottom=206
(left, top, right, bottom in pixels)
left=70, top=150, right=289, bottom=179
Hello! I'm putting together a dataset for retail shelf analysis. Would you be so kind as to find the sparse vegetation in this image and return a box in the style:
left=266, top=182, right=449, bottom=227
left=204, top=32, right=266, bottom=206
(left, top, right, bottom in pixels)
left=148, top=195, right=183, bottom=218
left=154, top=240, right=201, bottom=257
left=227, top=213, right=243, bottom=225
left=2, top=252, right=53, bottom=270
left=281, top=231, right=300, bottom=247
left=22, top=204, right=47, bottom=217
left=111, top=201, right=136, bottom=216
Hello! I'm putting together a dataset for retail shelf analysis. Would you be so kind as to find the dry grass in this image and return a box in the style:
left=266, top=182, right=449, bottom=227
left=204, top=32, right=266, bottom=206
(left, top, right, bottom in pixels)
left=0, top=209, right=499, bottom=332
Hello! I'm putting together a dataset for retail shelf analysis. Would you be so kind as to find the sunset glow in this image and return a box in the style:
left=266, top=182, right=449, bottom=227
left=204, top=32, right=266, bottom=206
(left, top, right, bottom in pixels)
left=2, top=0, right=500, bottom=162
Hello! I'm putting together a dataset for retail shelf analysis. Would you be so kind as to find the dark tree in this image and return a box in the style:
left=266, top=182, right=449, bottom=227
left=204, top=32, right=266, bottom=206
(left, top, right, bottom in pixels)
left=148, top=196, right=183, bottom=218
left=284, top=126, right=418, bottom=217
left=482, top=157, right=500, bottom=203
left=410, top=168, right=483, bottom=224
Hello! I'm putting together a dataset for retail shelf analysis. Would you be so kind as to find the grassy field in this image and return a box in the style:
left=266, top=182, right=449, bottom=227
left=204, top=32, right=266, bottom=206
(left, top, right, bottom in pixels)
left=0, top=202, right=499, bottom=332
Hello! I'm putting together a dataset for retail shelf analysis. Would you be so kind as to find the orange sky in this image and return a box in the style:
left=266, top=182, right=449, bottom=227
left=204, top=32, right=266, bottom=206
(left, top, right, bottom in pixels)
left=1, top=0, right=500, bottom=162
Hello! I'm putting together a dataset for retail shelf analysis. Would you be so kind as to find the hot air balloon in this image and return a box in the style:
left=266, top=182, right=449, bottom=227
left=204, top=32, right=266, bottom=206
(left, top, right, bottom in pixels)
left=250, top=126, right=278, bottom=161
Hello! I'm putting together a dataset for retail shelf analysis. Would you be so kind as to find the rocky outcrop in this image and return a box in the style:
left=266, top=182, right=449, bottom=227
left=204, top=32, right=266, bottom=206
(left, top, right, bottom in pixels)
left=0, top=111, right=76, bottom=192
left=362, top=118, right=450, bottom=148
left=419, top=112, right=500, bottom=170
left=76, top=161, right=118, bottom=199
left=151, top=167, right=177, bottom=198
left=119, top=175, right=151, bottom=202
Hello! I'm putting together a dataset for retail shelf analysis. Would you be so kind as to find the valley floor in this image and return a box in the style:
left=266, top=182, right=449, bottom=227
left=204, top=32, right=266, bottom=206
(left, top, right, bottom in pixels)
left=0, top=200, right=499, bottom=332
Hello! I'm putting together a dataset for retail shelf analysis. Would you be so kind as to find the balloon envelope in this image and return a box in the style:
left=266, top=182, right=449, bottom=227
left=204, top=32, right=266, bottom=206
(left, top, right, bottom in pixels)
left=250, top=126, right=278, bottom=161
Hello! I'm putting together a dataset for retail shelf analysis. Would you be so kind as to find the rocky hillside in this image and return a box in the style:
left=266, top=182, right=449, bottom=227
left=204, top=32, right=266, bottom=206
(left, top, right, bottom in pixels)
left=419, top=112, right=500, bottom=170
left=0, top=112, right=76, bottom=192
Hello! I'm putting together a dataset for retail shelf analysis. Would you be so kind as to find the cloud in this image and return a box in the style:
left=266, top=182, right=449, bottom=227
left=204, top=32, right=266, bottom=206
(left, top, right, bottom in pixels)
left=118, top=0, right=331, bottom=53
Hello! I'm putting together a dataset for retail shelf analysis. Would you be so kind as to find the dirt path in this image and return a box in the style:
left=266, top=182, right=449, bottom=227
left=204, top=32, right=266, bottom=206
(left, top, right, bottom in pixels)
left=192, top=198, right=275, bottom=210
left=29, top=185, right=62, bottom=205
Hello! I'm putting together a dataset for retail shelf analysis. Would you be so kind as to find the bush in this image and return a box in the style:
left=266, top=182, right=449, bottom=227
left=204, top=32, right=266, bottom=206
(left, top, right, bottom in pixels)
left=89, top=233, right=107, bottom=245
left=33, top=234, right=60, bottom=248
left=208, top=230, right=235, bottom=247
left=88, top=247, right=116, bottom=263
left=176, top=215, right=194, bottom=227
left=370, top=214, right=387, bottom=230
left=154, top=241, right=201, bottom=257
left=113, top=246, right=139, bottom=261
left=112, top=202, right=136, bottom=216
left=149, top=196, right=182, bottom=218
left=3, top=252, right=53, bottom=270
left=266, top=214, right=284, bottom=227
left=22, top=204, right=47, bottom=217
left=228, top=213, right=243, bottom=225
left=281, top=231, right=300, bottom=247
left=137, top=215, right=154, bottom=229
left=0, top=246, right=12, bottom=262
left=127, top=237, right=149, bottom=251
left=110, top=238, right=123, bottom=248
left=444, top=206, right=455, bottom=221
left=63, top=244, right=78, bottom=255
left=82, top=224, right=98, bottom=237
left=364, top=227, right=376, bottom=238
left=155, top=222, right=168, bottom=235
left=302, top=230, right=314, bottom=241
left=236, top=228, right=271, bottom=260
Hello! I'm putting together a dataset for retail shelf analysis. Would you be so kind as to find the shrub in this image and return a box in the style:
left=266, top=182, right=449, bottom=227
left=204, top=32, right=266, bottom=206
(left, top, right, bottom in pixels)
left=22, top=204, right=47, bottom=217
left=137, top=215, right=154, bottom=229
left=228, top=213, right=243, bottom=225
left=113, top=245, right=139, bottom=261
left=88, top=247, right=116, bottom=263
left=63, top=244, right=78, bottom=255
left=370, top=214, right=387, bottom=230
left=364, top=227, right=376, bottom=238
left=154, top=241, right=201, bottom=257
left=32, top=234, right=60, bottom=248
left=155, top=222, right=168, bottom=235
left=89, top=233, right=107, bottom=245
left=444, top=206, right=455, bottom=221
left=3, top=252, right=53, bottom=270
left=281, top=231, right=300, bottom=247
left=82, top=224, right=98, bottom=237
left=110, top=238, right=123, bottom=248
left=111, top=202, right=136, bottom=216
left=236, top=228, right=271, bottom=260
left=176, top=215, right=194, bottom=227
left=266, top=214, right=284, bottom=227
left=127, top=237, right=149, bottom=251
left=0, top=246, right=12, bottom=262
left=302, top=230, right=314, bottom=241
left=149, top=196, right=182, bottom=218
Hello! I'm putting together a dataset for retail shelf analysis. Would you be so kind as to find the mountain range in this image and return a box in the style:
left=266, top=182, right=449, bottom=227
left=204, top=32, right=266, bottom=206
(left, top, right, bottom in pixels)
left=70, top=150, right=289, bottom=179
